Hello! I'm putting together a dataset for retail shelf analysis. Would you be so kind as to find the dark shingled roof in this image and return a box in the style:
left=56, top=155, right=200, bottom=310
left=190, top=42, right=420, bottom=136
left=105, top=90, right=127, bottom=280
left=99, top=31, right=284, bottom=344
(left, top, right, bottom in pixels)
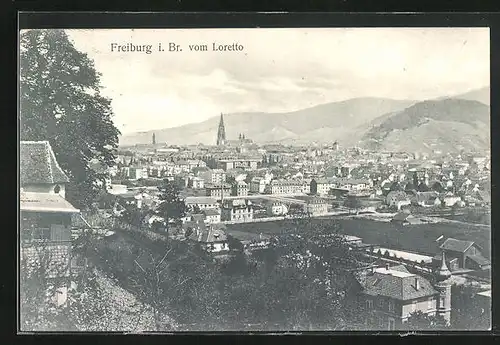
left=360, top=265, right=438, bottom=301
left=440, top=238, right=475, bottom=253
left=20, top=141, right=69, bottom=185
left=466, top=255, right=490, bottom=266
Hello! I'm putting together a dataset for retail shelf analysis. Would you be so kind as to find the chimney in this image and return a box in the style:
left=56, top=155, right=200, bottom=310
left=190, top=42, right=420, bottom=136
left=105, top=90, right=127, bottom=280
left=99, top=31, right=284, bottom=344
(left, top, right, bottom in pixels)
left=415, top=277, right=420, bottom=290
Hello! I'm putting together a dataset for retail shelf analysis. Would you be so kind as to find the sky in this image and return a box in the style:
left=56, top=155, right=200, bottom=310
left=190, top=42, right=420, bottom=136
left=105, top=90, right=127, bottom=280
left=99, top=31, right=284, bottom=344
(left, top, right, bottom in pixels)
left=64, top=28, right=490, bottom=134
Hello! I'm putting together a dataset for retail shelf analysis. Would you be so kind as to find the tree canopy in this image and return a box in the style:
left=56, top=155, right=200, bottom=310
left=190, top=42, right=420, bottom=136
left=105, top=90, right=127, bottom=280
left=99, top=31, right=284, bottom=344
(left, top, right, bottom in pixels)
left=20, top=29, right=120, bottom=209
left=156, top=179, right=187, bottom=232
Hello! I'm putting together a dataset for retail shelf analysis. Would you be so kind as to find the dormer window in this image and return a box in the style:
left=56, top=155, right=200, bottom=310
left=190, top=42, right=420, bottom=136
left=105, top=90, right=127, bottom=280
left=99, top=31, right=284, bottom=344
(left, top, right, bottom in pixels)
left=54, top=185, right=61, bottom=194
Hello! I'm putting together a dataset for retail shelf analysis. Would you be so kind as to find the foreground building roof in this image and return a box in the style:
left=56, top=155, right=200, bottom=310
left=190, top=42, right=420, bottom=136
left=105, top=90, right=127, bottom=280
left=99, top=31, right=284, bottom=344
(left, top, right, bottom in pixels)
left=360, top=265, right=438, bottom=301
left=20, top=141, right=70, bottom=185
left=440, top=238, right=476, bottom=253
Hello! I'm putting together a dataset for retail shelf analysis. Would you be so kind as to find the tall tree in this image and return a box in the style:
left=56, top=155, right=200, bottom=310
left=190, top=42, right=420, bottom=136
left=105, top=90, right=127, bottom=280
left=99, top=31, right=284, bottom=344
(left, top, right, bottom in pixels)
left=20, top=29, right=120, bottom=209
left=156, top=179, right=187, bottom=234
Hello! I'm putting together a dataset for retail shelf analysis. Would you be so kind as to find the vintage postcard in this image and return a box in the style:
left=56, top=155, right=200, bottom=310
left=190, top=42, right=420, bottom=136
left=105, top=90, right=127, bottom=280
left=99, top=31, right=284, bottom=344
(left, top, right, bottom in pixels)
left=19, top=26, right=491, bottom=332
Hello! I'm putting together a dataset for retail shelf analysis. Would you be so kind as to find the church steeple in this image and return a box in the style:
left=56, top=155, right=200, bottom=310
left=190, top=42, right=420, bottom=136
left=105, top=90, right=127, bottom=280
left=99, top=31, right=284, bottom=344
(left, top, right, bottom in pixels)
left=216, top=113, right=226, bottom=146
left=434, top=250, right=452, bottom=324
left=436, top=251, right=451, bottom=280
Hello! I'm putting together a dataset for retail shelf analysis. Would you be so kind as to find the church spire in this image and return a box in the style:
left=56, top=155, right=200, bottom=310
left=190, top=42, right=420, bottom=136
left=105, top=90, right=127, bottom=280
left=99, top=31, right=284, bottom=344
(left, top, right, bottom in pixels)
left=437, top=251, right=451, bottom=280
left=216, top=113, right=226, bottom=146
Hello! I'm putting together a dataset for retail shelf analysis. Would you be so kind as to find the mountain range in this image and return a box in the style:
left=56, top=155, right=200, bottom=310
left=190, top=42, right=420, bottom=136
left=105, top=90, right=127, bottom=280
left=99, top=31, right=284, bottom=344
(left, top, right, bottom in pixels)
left=119, top=86, right=490, bottom=153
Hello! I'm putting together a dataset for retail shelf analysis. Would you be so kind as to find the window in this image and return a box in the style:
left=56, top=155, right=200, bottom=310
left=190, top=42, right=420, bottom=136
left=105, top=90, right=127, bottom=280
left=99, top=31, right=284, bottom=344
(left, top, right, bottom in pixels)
left=428, top=298, right=434, bottom=310
left=440, top=296, right=445, bottom=308
left=366, top=299, right=373, bottom=309
left=378, top=298, right=384, bottom=308
left=388, top=317, right=396, bottom=331
left=54, top=185, right=61, bottom=194
left=388, top=300, right=395, bottom=312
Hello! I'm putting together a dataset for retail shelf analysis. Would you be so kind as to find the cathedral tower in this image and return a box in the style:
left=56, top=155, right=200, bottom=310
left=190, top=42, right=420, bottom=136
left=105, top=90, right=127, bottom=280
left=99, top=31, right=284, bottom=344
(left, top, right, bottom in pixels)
left=152, top=133, right=156, bottom=145
left=216, top=113, right=226, bottom=146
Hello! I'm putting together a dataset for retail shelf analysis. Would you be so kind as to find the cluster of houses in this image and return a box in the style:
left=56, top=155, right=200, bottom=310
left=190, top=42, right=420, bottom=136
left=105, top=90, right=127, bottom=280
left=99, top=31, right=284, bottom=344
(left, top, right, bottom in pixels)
left=19, top=138, right=491, bottom=330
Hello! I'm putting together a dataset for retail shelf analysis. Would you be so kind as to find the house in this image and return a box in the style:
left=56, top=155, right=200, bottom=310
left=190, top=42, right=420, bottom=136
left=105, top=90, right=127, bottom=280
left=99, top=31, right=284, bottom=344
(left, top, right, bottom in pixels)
left=303, top=198, right=329, bottom=216
left=116, top=191, right=145, bottom=209
left=386, top=191, right=411, bottom=210
left=20, top=141, right=81, bottom=307
left=265, top=179, right=309, bottom=195
left=335, top=178, right=372, bottom=193
left=437, top=238, right=490, bottom=271
left=205, top=183, right=232, bottom=200
left=391, top=212, right=420, bottom=226
left=267, top=202, right=288, bottom=216
left=184, top=221, right=229, bottom=253
left=203, top=209, right=221, bottom=224
left=221, top=199, right=254, bottom=222
left=357, top=264, right=440, bottom=330
left=122, top=166, right=147, bottom=180
left=232, top=181, right=249, bottom=197
left=200, top=169, right=226, bottom=184
left=216, top=158, right=260, bottom=171
left=249, top=177, right=267, bottom=194
left=188, top=176, right=205, bottom=189
left=410, top=191, right=441, bottom=207
left=184, top=196, right=219, bottom=210
left=187, top=159, right=207, bottom=171
left=310, top=178, right=336, bottom=195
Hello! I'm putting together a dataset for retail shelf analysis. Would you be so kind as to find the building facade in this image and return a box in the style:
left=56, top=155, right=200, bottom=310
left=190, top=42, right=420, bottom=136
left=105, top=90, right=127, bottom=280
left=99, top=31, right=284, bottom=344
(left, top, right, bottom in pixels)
left=205, top=184, right=232, bottom=200
left=20, top=141, right=80, bottom=307
left=221, top=199, right=254, bottom=222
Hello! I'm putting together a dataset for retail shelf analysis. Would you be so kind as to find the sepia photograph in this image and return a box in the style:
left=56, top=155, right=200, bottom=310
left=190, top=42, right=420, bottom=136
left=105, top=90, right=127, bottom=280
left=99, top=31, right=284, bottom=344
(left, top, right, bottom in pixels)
left=18, top=26, right=491, bottom=333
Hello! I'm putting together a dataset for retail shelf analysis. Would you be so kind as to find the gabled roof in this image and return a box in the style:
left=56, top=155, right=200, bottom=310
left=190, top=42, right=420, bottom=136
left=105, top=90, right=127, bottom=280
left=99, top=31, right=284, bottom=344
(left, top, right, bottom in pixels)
left=20, top=141, right=70, bottom=185
left=186, top=223, right=228, bottom=243
left=439, top=238, right=476, bottom=253
left=466, top=255, right=490, bottom=266
left=360, top=265, right=438, bottom=301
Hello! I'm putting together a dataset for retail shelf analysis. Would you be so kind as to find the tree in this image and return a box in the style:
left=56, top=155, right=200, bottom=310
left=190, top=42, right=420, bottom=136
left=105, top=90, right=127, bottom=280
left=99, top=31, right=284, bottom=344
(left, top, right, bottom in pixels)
left=344, top=196, right=362, bottom=214
left=156, top=180, right=187, bottom=234
left=404, top=311, right=450, bottom=330
left=20, top=29, right=120, bottom=209
left=451, top=284, right=490, bottom=330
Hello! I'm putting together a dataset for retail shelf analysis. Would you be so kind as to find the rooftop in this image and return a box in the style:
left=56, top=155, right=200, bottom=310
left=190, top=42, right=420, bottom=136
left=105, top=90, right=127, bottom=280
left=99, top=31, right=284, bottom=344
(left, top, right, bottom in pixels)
left=20, top=141, right=70, bottom=185
left=440, top=238, right=476, bottom=253
left=20, top=192, right=80, bottom=213
left=361, top=265, right=438, bottom=301
left=371, top=247, right=434, bottom=264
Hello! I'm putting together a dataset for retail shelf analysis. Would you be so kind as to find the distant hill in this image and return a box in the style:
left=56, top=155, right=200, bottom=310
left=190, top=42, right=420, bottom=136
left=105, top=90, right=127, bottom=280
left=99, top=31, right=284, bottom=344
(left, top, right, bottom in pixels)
left=119, top=97, right=416, bottom=146
left=360, top=98, right=490, bottom=153
left=453, top=86, right=490, bottom=105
